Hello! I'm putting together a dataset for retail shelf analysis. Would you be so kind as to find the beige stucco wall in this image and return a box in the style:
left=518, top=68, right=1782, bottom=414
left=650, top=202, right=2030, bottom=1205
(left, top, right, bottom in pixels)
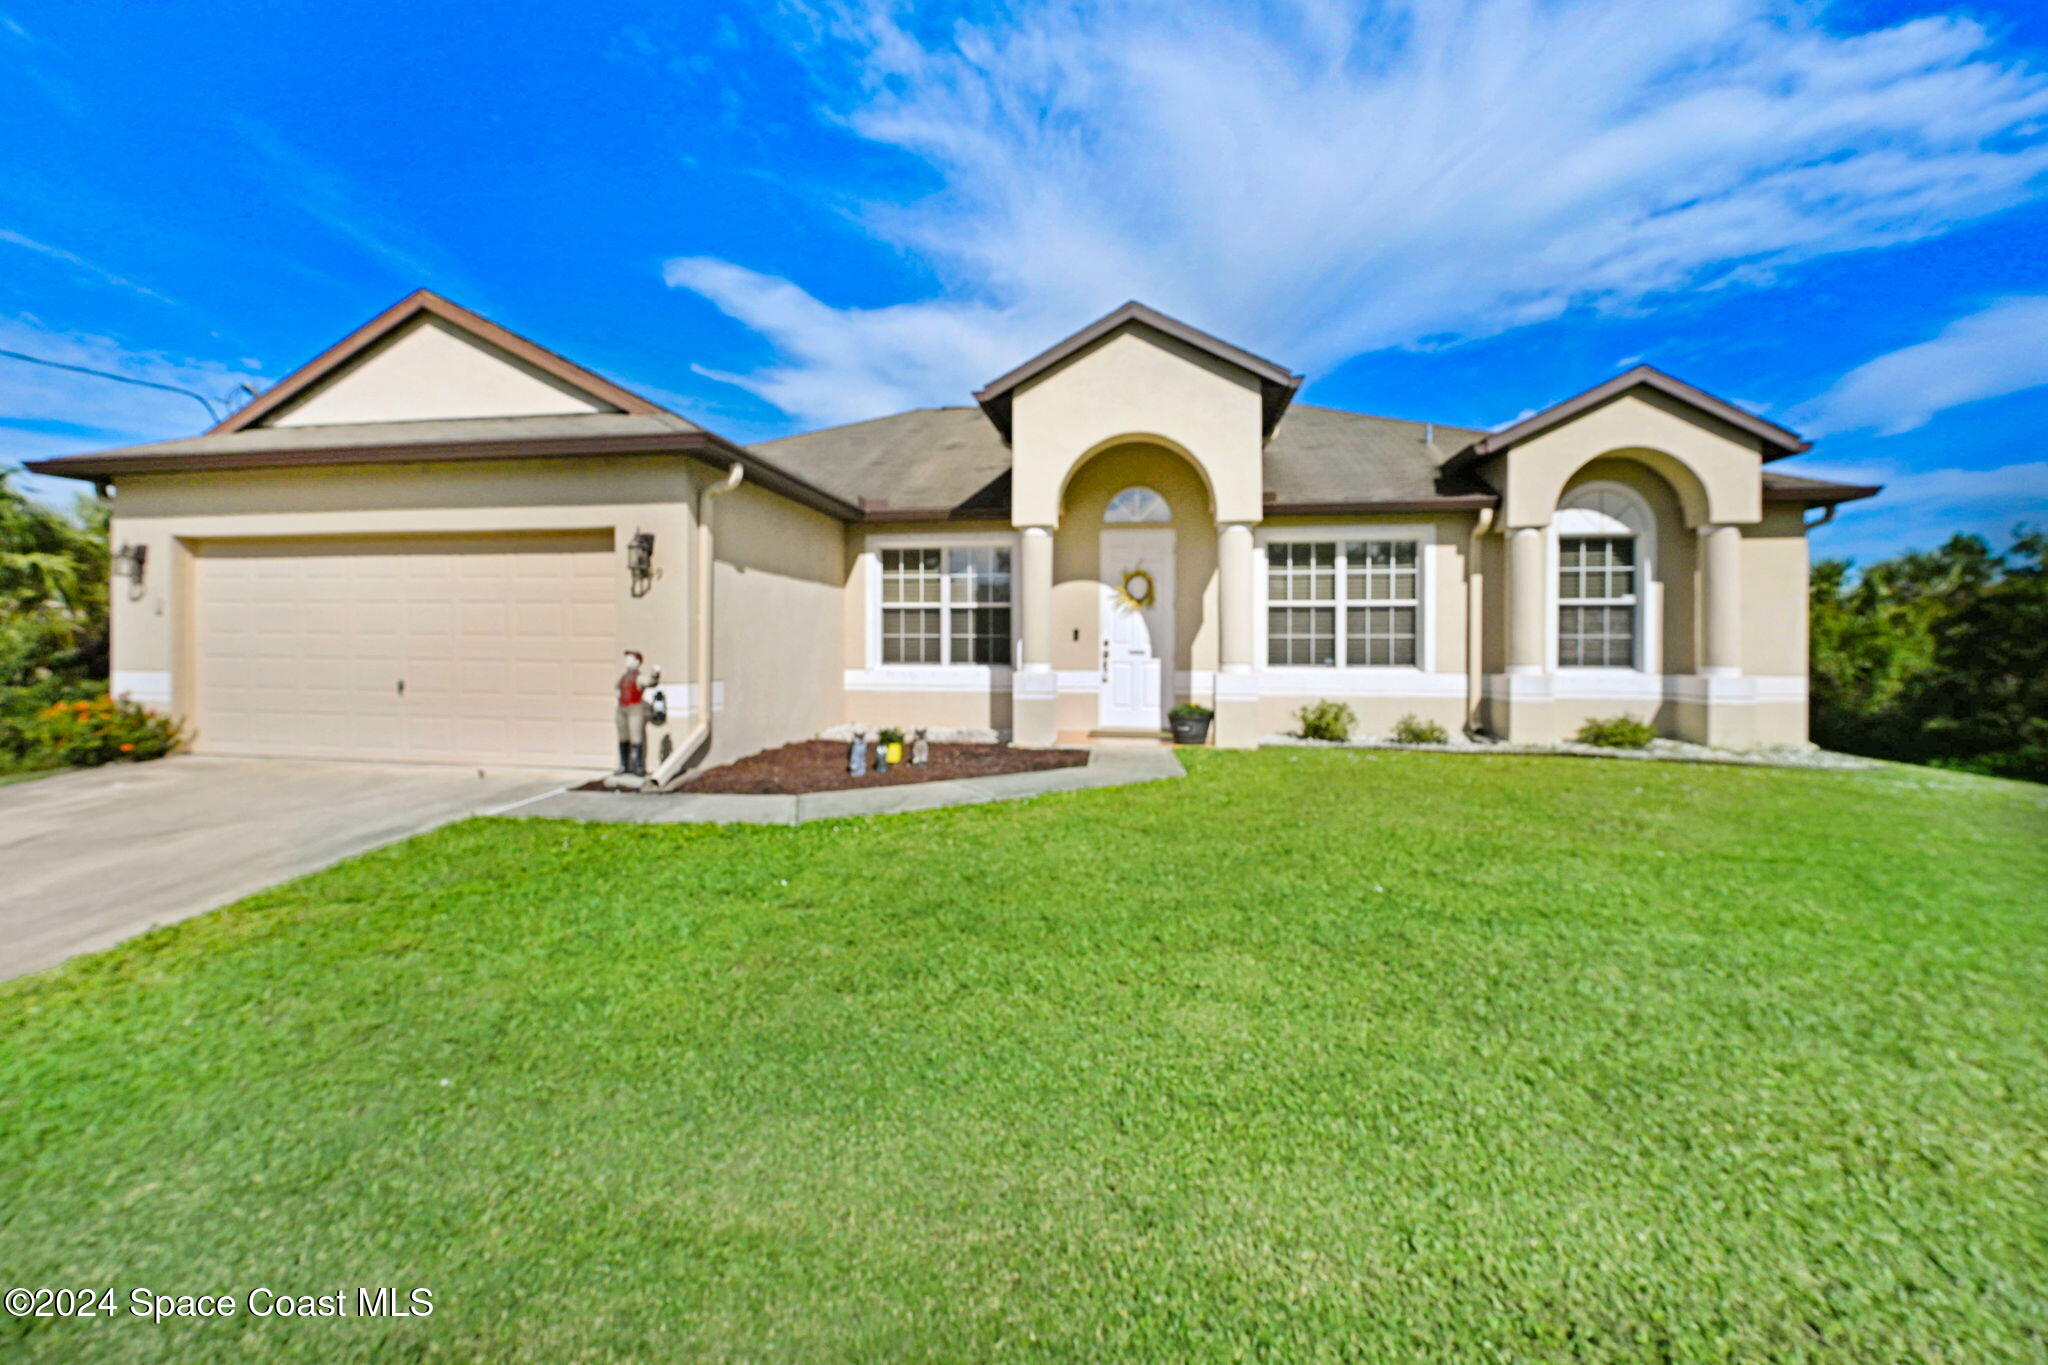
left=1246, top=512, right=1476, bottom=740
left=1484, top=390, right=1765, bottom=530
left=705, top=479, right=847, bottom=765
left=268, top=317, right=610, bottom=427
left=107, top=456, right=699, bottom=761
left=1742, top=506, right=1810, bottom=678
left=841, top=518, right=1017, bottom=734
left=1008, top=327, right=1267, bottom=526
left=1053, top=444, right=1219, bottom=678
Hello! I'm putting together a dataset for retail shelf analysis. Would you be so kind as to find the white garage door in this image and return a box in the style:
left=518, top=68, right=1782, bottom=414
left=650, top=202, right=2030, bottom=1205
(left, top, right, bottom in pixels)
left=194, top=533, right=618, bottom=768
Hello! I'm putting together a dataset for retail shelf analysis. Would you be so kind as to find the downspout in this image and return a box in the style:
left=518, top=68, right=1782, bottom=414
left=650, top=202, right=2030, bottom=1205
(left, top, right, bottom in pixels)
left=653, top=462, right=744, bottom=787
left=1805, top=503, right=1838, bottom=530
left=1465, top=507, right=1495, bottom=737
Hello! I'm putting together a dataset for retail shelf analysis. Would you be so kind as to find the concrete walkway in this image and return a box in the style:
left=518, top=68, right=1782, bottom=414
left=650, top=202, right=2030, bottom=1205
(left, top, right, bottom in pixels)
left=0, top=756, right=577, bottom=981
left=497, top=746, right=1185, bottom=826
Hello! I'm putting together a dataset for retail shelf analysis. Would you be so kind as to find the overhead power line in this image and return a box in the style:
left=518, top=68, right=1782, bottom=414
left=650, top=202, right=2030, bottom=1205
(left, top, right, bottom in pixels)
left=0, top=346, right=226, bottom=421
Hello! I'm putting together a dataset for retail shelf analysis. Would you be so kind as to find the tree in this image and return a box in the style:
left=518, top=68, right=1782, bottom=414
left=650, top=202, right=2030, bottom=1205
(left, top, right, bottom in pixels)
left=1, top=469, right=109, bottom=697
left=1811, top=528, right=2047, bottom=782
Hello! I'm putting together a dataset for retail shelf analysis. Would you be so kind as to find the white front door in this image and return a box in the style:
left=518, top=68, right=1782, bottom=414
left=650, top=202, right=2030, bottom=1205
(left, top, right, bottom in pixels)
left=1098, top=527, right=1175, bottom=730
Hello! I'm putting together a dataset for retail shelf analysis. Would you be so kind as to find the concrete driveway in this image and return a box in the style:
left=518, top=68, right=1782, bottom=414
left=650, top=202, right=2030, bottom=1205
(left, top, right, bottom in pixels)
left=0, top=756, right=576, bottom=981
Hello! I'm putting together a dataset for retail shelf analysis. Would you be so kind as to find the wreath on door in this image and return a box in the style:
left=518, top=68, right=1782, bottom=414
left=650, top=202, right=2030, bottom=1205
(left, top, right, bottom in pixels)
left=1118, top=568, right=1156, bottom=610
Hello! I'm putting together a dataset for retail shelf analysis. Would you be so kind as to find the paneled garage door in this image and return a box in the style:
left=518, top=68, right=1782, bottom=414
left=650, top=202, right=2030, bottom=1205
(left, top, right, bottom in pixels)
left=194, top=533, right=618, bottom=768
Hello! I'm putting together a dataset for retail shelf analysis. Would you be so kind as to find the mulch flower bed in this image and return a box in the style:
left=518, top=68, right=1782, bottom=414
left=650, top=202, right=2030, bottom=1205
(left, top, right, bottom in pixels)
left=580, top=740, right=1089, bottom=796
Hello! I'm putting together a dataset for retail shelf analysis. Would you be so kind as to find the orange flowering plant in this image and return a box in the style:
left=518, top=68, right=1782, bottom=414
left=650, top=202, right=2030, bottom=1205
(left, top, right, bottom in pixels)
left=21, top=694, right=185, bottom=768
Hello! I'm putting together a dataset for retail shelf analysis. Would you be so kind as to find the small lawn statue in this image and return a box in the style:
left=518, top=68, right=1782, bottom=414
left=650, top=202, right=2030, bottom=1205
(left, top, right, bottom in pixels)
left=610, top=650, right=661, bottom=787
left=848, top=730, right=868, bottom=776
left=911, top=728, right=929, bottom=766
left=874, top=735, right=891, bottom=773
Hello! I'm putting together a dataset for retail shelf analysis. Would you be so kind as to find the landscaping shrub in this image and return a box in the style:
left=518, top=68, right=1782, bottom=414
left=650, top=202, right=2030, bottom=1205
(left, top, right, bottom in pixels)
left=15, top=694, right=185, bottom=768
left=1295, top=699, right=1355, bottom=742
left=1576, top=713, right=1656, bottom=748
left=1391, top=714, right=1449, bottom=745
left=1168, top=703, right=1213, bottom=721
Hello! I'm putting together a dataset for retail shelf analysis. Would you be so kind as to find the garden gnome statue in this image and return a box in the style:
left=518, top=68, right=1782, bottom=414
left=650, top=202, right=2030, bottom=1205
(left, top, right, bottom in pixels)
left=614, top=650, right=661, bottom=779
left=874, top=735, right=891, bottom=773
left=911, top=728, right=929, bottom=766
left=847, top=730, right=868, bottom=776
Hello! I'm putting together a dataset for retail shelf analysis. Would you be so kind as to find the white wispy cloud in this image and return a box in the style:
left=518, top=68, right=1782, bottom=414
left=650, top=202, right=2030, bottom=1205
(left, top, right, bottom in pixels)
left=1805, top=295, right=2048, bottom=435
left=0, top=229, right=177, bottom=305
left=668, top=0, right=2048, bottom=428
left=231, top=118, right=457, bottom=287
left=1805, top=454, right=2048, bottom=562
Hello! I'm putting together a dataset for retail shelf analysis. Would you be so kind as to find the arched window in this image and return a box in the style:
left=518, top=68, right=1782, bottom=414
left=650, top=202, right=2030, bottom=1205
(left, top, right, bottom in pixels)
left=1104, top=486, right=1171, bottom=523
left=1553, top=483, right=1655, bottom=670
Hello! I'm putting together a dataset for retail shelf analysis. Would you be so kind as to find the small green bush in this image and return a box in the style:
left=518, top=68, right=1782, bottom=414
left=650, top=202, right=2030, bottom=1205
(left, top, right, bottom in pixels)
left=1295, top=699, right=1355, bottom=743
left=1168, top=703, right=1213, bottom=722
left=1575, top=713, right=1656, bottom=749
left=878, top=726, right=906, bottom=746
left=16, top=694, right=185, bottom=768
left=1392, top=714, right=1450, bottom=745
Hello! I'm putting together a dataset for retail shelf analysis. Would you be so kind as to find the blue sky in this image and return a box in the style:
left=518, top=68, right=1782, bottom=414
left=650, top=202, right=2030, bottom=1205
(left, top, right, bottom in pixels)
left=3, top=0, right=2045, bottom=565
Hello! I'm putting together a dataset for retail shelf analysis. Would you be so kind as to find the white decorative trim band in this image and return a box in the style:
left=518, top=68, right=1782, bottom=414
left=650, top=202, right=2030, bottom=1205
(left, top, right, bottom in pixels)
left=1483, top=673, right=1808, bottom=704
left=845, top=666, right=1015, bottom=692
left=1012, top=670, right=1058, bottom=700
left=1253, top=669, right=1467, bottom=698
left=111, top=670, right=173, bottom=706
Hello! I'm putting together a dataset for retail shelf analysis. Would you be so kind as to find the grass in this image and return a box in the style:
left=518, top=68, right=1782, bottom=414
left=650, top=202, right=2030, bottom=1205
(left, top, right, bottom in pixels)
left=2, top=750, right=2044, bottom=1362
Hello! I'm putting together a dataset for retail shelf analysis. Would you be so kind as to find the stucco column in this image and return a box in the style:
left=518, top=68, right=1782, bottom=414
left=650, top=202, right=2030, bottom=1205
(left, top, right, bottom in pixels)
left=1507, top=525, right=1546, bottom=673
left=1217, top=522, right=1255, bottom=673
left=1489, top=523, right=1557, bottom=745
left=1212, top=521, right=1259, bottom=749
left=1012, top=524, right=1059, bottom=747
left=1699, top=523, right=1742, bottom=676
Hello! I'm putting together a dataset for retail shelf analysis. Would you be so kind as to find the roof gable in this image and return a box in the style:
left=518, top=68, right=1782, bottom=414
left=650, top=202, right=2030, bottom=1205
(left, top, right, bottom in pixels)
left=974, top=301, right=1301, bottom=442
left=220, top=290, right=664, bottom=432
left=1466, top=365, right=1809, bottom=462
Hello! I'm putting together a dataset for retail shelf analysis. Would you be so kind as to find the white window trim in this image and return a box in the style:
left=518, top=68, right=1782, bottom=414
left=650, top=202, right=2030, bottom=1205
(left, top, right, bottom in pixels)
left=1253, top=523, right=1438, bottom=679
left=1547, top=482, right=1659, bottom=675
left=863, top=530, right=1021, bottom=675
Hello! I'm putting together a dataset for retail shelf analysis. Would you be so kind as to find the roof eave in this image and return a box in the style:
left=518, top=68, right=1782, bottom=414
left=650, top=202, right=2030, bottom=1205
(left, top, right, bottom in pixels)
left=24, top=431, right=863, bottom=522
left=1464, top=365, right=1811, bottom=464
left=213, top=289, right=668, bottom=434
left=1762, top=481, right=1882, bottom=506
left=973, top=301, right=1303, bottom=442
left=1261, top=493, right=1500, bottom=516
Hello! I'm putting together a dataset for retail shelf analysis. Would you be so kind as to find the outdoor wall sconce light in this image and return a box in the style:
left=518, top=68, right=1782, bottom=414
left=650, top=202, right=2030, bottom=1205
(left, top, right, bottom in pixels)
left=627, top=531, right=656, bottom=597
left=113, top=542, right=147, bottom=586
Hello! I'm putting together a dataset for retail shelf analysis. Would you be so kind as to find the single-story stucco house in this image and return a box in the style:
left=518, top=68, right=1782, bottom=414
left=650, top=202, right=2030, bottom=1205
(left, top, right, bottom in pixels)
left=29, top=291, right=1879, bottom=781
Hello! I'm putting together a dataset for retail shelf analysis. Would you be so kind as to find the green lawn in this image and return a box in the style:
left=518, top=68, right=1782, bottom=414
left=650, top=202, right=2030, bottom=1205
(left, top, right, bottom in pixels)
left=3, top=751, right=2044, bottom=1362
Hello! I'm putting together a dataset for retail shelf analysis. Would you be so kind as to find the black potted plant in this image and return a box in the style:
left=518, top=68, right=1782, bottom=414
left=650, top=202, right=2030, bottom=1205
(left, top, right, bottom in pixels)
left=1168, top=703, right=1214, bottom=745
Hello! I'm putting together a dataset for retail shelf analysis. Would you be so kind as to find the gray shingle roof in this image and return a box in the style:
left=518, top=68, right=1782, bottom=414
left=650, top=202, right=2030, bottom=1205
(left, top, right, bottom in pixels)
left=753, top=408, right=1013, bottom=514
left=1262, top=405, right=1493, bottom=509
left=755, top=403, right=1497, bottom=515
left=28, top=412, right=706, bottom=469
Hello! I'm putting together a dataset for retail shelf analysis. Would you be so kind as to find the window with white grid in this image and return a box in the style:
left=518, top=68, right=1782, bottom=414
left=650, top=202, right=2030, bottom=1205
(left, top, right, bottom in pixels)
left=878, top=546, right=1012, bottom=665
left=1266, top=539, right=1422, bottom=667
left=1558, top=536, right=1637, bottom=667
left=1344, top=541, right=1419, bottom=666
